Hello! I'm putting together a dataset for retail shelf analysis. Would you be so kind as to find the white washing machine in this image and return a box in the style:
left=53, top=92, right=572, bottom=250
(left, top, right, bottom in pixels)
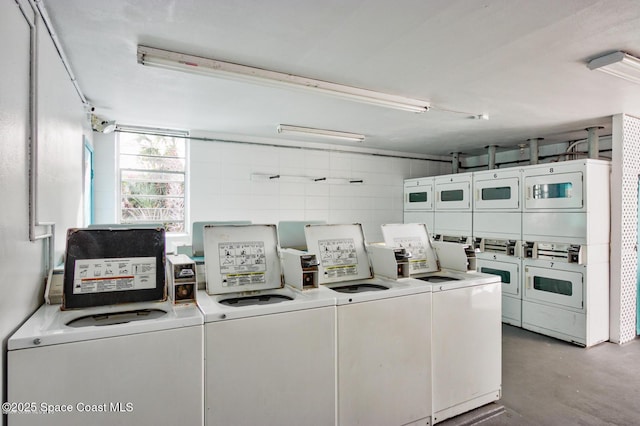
left=197, top=224, right=337, bottom=426
left=381, top=223, right=502, bottom=424
left=304, top=223, right=432, bottom=426
left=7, top=228, right=204, bottom=426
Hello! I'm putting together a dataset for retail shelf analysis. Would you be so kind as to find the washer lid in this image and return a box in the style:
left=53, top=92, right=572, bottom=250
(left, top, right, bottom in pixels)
left=381, top=223, right=440, bottom=275
left=7, top=300, right=203, bottom=350
left=204, top=224, right=283, bottom=295
left=304, top=223, right=374, bottom=285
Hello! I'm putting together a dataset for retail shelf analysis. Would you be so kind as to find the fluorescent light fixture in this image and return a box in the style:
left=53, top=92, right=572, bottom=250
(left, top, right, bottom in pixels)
left=587, top=51, right=640, bottom=85
left=137, top=45, right=430, bottom=113
left=277, top=124, right=365, bottom=142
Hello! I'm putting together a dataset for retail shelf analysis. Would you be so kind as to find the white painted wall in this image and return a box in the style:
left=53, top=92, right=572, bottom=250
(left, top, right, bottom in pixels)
left=93, top=132, right=117, bottom=224
left=93, top=131, right=449, bottom=250
left=1, top=1, right=86, bottom=415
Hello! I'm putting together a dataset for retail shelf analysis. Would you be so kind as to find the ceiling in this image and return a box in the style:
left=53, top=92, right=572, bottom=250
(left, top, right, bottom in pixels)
left=42, top=0, right=640, bottom=156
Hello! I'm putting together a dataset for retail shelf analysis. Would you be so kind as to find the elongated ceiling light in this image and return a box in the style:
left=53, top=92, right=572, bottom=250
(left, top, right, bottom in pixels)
left=137, top=45, right=430, bottom=113
left=587, top=51, right=640, bottom=85
left=277, top=124, right=365, bottom=142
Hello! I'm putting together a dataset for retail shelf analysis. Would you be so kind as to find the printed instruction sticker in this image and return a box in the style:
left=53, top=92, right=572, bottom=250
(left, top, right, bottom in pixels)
left=318, top=238, right=358, bottom=277
left=73, top=257, right=156, bottom=294
left=392, top=237, right=431, bottom=272
left=218, top=241, right=267, bottom=287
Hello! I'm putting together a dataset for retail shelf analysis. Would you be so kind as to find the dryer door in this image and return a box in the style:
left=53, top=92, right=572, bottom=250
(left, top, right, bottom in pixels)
left=524, top=171, right=583, bottom=211
left=523, top=265, right=583, bottom=310
left=474, top=177, right=520, bottom=210
left=404, top=179, right=433, bottom=211
left=435, top=181, right=471, bottom=211
left=477, top=257, right=519, bottom=297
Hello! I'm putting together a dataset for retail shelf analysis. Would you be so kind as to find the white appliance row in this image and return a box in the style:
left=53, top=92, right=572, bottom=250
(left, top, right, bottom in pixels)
left=8, top=223, right=501, bottom=426
left=197, top=223, right=501, bottom=426
left=404, top=159, right=611, bottom=347
left=405, top=159, right=610, bottom=243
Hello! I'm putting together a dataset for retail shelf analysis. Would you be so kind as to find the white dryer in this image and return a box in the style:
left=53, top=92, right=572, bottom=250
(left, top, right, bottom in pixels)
left=381, top=223, right=502, bottom=424
left=7, top=228, right=204, bottom=426
left=404, top=177, right=435, bottom=233
left=433, top=173, right=473, bottom=241
left=305, top=223, right=433, bottom=426
left=197, top=224, right=336, bottom=426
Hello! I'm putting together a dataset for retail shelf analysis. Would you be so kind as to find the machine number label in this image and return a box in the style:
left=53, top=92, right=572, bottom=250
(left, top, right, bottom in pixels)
left=218, top=241, right=267, bottom=287
left=72, top=257, right=156, bottom=294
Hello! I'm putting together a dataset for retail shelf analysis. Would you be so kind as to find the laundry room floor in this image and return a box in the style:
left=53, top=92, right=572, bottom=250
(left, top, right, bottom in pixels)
left=439, top=324, right=640, bottom=426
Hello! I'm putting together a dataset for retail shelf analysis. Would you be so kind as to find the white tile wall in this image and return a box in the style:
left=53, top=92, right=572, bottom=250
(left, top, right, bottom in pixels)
left=92, top=136, right=449, bottom=249
left=186, top=140, right=447, bottom=243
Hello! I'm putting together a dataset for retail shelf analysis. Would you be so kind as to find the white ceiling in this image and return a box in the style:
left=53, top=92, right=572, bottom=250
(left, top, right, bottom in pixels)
left=42, top=0, right=640, bottom=156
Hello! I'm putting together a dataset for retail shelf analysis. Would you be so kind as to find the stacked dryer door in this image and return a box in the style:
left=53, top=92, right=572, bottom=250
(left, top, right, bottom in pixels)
left=521, top=159, right=610, bottom=347
left=433, top=173, right=473, bottom=244
left=404, top=177, right=435, bottom=234
left=473, top=168, right=523, bottom=326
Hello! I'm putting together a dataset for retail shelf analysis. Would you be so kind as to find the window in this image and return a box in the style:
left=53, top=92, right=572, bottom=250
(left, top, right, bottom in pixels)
left=533, top=276, right=573, bottom=296
left=118, top=129, right=188, bottom=233
left=481, top=186, right=511, bottom=201
left=409, top=192, right=428, bottom=203
left=480, top=267, right=511, bottom=284
left=532, top=182, right=573, bottom=199
left=441, top=189, right=464, bottom=202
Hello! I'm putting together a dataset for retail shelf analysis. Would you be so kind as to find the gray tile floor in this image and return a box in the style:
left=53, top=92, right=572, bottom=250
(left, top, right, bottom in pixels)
left=442, top=324, right=640, bottom=426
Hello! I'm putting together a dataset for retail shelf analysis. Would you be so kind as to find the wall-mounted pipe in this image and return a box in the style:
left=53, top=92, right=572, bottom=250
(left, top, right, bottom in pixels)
left=527, top=138, right=542, bottom=165
left=586, top=126, right=604, bottom=159
left=25, top=2, right=57, bottom=275
left=33, top=0, right=88, bottom=105
left=28, top=1, right=40, bottom=242
left=487, top=145, right=498, bottom=169
left=452, top=152, right=460, bottom=173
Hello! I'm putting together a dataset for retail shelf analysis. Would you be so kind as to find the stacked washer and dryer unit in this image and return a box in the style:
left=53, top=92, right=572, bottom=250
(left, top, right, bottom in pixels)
left=405, top=158, right=611, bottom=347
left=473, top=168, right=524, bottom=327
left=520, top=159, right=610, bottom=347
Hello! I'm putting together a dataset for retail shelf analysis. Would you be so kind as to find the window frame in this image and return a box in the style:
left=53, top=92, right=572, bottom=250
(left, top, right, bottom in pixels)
left=116, top=126, right=190, bottom=234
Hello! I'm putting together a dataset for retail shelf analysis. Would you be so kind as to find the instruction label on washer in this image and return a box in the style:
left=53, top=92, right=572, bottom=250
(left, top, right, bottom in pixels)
left=73, top=257, right=156, bottom=294
left=392, top=237, right=432, bottom=272
left=218, top=241, right=266, bottom=287
left=318, top=238, right=359, bottom=278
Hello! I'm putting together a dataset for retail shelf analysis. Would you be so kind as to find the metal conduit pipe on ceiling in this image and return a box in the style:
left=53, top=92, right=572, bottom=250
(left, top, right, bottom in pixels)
left=587, top=126, right=604, bottom=159
left=527, top=138, right=543, bottom=165
left=452, top=152, right=461, bottom=173
left=487, top=145, right=498, bottom=169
